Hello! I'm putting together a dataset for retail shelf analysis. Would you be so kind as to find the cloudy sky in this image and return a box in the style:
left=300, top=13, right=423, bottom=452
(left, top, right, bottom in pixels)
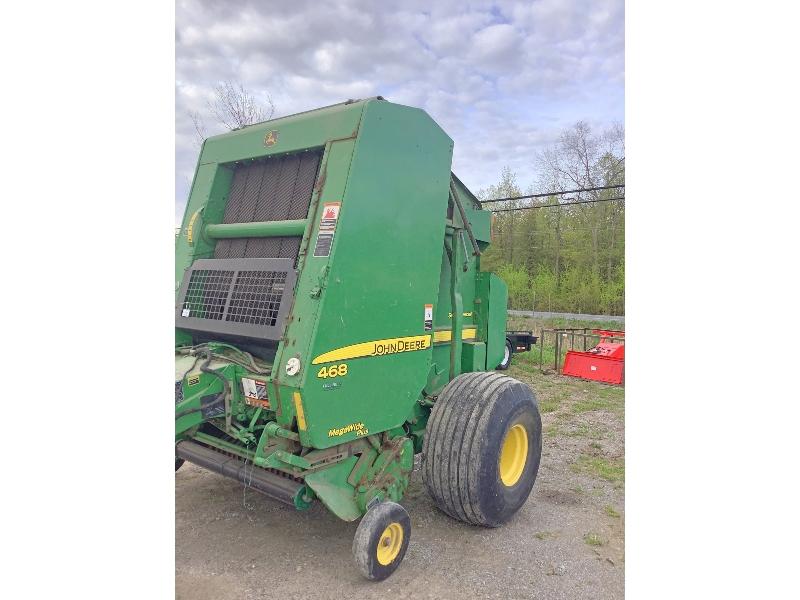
left=175, top=0, right=624, bottom=223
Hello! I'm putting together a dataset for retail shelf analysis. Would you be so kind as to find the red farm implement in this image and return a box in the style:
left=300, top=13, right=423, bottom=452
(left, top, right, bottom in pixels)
left=561, top=330, right=625, bottom=385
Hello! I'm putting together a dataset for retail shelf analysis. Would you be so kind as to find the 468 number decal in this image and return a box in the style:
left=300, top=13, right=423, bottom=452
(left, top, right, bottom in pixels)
left=317, top=363, right=348, bottom=378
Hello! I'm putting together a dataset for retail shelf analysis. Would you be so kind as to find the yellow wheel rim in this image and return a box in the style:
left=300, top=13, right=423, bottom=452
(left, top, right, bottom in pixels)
left=499, top=423, right=528, bottom=486
left=376, top=522, right=404, bottom=566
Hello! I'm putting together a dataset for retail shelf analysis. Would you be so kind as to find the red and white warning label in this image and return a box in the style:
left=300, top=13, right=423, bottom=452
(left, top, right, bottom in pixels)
left=313, top=202, right=341, bottom=258
left=242, top=377, right=270, bottom=409
left=424, top=303, right=433, bottom=331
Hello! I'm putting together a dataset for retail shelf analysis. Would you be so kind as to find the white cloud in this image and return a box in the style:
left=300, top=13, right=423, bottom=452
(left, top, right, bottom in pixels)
left=175, top=0, right=624, bottom=222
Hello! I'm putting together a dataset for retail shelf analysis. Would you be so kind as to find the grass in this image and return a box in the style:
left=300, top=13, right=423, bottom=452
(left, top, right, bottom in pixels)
left=584, top=532, right=605, bottom=546
left=543, top=422, right=561, bottom=436
left=534, top=531, right=556, bottom=540
left=571, top=454, right=625, bottom=484
left=539, top=397, right=560, bottom=413
left=547, top=317, right=624, bottom=331
left=571, top=393, right=624, bottom=415
left=604, top=505, right=621, bottom=518
left=562, top=423, right=607, bottom=440
left=506, top=316, right=624, bottom=371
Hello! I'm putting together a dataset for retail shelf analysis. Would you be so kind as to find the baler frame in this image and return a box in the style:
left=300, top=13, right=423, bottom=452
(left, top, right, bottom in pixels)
left=175, top=97, right=542, bottom=580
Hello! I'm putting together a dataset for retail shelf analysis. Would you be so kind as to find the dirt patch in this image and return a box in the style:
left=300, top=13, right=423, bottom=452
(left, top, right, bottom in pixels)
left=176, top=366, right=624, bottom=599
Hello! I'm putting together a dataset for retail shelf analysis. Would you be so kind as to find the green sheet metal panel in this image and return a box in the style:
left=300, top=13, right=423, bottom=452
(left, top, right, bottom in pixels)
left=461, top=341, right=487, bottom=373
left=273, top=137, right=358, bottom=436
left=468, top=210, right=491, bottom=244
left=175, top=101, right=366, bottom=295
left=476, top=272, right=508, bottom=369
left=291, top=100, right=454, bottom=448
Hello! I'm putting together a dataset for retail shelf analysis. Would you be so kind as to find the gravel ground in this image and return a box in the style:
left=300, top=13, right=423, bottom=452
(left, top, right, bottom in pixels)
left=176, top=366, right=624, bottom=599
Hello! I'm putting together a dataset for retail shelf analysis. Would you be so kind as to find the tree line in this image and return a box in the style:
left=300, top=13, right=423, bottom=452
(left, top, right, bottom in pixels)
left=478, top=121, right=625, bottom=316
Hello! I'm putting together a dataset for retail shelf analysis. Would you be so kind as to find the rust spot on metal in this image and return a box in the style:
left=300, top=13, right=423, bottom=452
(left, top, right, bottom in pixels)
left=314, top=162, right=328, bottom=194
left=273, top=384, right=282, bottom=418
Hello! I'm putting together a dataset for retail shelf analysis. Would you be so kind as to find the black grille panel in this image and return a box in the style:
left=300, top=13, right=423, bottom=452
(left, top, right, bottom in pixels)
left=215, top=150, right=322, bottom=261
left=176, top=258, right=297, bottom=341
left=227, top=270, right=287, bottom=327
left=180, top=269, right=235, bottom=320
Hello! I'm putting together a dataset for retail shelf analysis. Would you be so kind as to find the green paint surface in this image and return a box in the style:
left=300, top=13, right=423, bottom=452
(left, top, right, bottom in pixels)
left=174, top=98, right=511, bottom=518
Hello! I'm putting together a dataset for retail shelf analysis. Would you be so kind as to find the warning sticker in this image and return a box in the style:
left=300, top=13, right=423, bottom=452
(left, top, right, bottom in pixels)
left=242, top=377, right=270, bottom=409
left=313, top=202, right=341, bottom=257
left=424, top=304, right=433, bottom=331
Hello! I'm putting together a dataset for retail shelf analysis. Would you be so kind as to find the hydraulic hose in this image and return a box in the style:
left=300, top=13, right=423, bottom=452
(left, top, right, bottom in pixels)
left=175, top=351, right=231, bottom=421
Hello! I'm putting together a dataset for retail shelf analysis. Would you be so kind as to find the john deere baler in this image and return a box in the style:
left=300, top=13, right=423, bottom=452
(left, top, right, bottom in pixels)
left=175, top=97, right=542, bottom=580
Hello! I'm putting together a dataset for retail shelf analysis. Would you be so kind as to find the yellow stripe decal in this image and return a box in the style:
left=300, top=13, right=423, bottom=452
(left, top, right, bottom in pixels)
left=312, top=334, right=431, bottom=365
left=312, top=329, right=478, bottom=364
left=186, top=209, right=202, bottom=244
left=292, top=391, right=307, bottom=431
left=433, top=328, right=477, bottom=343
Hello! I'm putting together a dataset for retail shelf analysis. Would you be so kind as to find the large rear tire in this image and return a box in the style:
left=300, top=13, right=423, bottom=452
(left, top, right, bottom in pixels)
left=422, top=372, right=541, bottom=527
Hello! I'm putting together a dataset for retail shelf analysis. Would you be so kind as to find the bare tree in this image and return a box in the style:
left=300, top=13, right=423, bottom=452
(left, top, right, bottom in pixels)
left=534, top=122, right=625, bottom=280
left=536, top=121, right=624, bottom=193
left=189, top=110, right=207, bottom=146
left=190, top=80, right=275, bottom=146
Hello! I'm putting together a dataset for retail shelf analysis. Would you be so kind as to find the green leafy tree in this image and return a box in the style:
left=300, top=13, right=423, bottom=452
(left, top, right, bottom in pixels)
left=483, top=122, right=624, bottom=315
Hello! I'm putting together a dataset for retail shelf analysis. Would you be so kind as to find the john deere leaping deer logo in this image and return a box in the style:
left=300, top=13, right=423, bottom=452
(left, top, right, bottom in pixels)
left=264, top=130, right=279, bottom=147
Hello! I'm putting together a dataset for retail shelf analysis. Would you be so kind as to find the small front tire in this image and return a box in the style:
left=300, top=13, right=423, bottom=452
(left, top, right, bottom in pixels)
left=352, top=501, right=411, bottom=581
left=175, top=457, right=185, bottom=472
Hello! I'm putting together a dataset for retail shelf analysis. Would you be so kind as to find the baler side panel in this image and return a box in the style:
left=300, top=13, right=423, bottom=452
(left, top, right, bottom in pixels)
left=175, top=163, right=234, bottom=293
left=274, top=137, right=359, bottom=434
left=476, top=272, right=509, bottom=369
left=299, top=101, right=454, bottom=448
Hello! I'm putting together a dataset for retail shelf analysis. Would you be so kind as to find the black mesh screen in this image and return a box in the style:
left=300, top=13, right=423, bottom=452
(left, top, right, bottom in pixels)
left=226, top=270, right=287, bottom=327
left=176, top=258, right=297, bottom=341
left=214, top=149, right=322, bottom=260
left=180, top=269, right=235, bottom=320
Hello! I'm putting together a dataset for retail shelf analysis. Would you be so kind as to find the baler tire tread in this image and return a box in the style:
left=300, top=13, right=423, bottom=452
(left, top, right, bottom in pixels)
left=440, top=372, right=486, bottom=522
left=424, top=372, right=481, bottom=521
left=422, top=372, right=542, bottom=527
left=442, top=372, right=505, bottom=523
left=457, top=374, right=510, bottom=523
left=445, top=372, right=507, bottom=523
left=436, top=373, right=481, bottom=521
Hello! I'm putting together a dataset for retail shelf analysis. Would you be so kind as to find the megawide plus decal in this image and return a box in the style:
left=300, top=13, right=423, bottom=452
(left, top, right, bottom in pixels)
left=328, top=422, right=368, bottom=438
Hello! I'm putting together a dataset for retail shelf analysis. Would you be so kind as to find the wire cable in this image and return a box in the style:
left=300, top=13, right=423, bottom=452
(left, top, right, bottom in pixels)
left=488, top=196, right=625, bottom=213
left=480, top=184, right=624, bottom=204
